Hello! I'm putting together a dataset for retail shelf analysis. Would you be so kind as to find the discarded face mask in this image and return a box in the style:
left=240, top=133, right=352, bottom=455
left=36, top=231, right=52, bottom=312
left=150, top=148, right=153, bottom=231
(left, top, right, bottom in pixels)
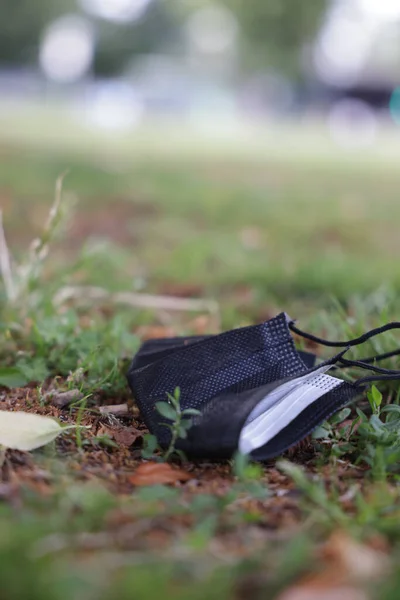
left=127, top=313, right=400, bottom=461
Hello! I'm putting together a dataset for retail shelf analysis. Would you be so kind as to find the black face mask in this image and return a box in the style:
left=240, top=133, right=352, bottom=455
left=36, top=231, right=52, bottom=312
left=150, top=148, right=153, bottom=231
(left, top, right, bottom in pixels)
left=127, top=313, right=400, bottom=461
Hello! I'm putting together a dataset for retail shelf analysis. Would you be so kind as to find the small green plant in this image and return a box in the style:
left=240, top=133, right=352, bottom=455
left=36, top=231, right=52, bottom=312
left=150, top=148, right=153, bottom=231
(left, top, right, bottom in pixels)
left=278, top=459, right=350, bottom=527
left=74, top=398, right=90, bottom=451
left=313, top=389, right=400, bottom=480
left=141, top=433, right=161, bottom=459
left=89, top=434, right=118, bottom=449
left=232, top=451, right=269, bottom=500
left=155, top=387, right=201, bottom=462
left=312, top=407, right=356, bottom=458
left=367, top=384, right=383, bottom=416
left=0, top=173, right=72, bottom=309
left=233, top=451, right=263, bottom=481
left=352, top=404, right=400, bottom=479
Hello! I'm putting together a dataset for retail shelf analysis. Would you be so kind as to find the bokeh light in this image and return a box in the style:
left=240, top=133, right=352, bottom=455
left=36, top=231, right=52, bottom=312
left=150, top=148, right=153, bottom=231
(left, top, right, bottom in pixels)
left=356, top=0, right=400, bottom=19
left=327, top=98, right=377, bottom=148
left=39, top=15, right=95, bottom=83
left=185, top=5, right=238, bottom=55
left=80, top=80, right=144, bottom=130
left=79, top=0, right=152, bottom=23
left=313, top=2, right=378, bottom=87
left=313, top=0, right=400, bottom=88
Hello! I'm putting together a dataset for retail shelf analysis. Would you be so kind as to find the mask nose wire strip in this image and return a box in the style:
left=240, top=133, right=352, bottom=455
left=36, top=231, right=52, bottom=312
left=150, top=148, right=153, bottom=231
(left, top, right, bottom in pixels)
left=288, top=321, right=400, bottom=348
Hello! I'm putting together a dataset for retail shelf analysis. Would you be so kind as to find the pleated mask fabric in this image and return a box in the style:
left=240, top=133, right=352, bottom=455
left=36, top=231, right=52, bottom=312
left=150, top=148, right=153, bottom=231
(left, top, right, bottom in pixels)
left=127, top=312, right=400, bottom=460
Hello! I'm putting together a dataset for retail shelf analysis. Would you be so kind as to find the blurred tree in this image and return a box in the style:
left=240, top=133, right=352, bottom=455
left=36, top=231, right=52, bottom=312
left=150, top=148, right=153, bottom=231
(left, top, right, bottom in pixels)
left=93, top=2, right=181, bottom=76
left=223, top=0, right=328, bottom=76
left=0, top=0, right=328, bottom=78
left=0, top=0, right=180, bottom=76
left=0, top=0, right=71, bottom=66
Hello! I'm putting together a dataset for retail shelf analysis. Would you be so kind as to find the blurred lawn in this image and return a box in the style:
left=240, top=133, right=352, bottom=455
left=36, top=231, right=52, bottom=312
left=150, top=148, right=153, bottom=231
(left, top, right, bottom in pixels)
left=2, top=108, right=400, bottom=600
left=2, top=107, right=400, bottom=323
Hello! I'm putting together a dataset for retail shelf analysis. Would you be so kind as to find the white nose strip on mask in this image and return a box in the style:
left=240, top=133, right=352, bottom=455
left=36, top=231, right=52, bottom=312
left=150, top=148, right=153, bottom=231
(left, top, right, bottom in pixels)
left=239, top=365, right=342, bottom=455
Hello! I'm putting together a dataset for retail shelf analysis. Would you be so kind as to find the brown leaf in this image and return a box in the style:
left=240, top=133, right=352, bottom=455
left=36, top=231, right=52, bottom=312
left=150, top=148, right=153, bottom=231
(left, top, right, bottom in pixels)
left=129, top=462, right=191, bottom=486
left=0, top=483, right=20, bottom=506
left=320, top=531, right=388, bottom=581
left=239, top=227, right=263, bottom=249
left=112, top=427, right=143, bottom=448
left=186, top=315, right=214, bottom=335
left=157, top=282, right=204, bottom=298
left=276, top=531, right=388, bottom=600
left=135, top=325, right=177, bottom=340
left=96, top=425, right=142, bottom=448
left=94, top=424, right=114, bottom=444
left=277, top=585, right=367, bottom=600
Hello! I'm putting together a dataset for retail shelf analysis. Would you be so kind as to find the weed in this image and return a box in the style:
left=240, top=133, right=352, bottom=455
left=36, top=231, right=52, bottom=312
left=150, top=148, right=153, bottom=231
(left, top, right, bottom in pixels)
left=155, top=387, right=201, bottom=462
left=278, top=459, right=351, bottom=528
left=140, top=388, right=201, bottom=461
left=89, top=434, right=119, bottom=449
left=141, top=433, right=162, bottom=460
left=312, top=407, right=356, bottom=459
left=367, top=384, right=383, bottom=416
left=0, top=173, right=72, bottom=309
left=232, top=451, right=269, bottom=500
left=74, top=398, right=88, bottom=451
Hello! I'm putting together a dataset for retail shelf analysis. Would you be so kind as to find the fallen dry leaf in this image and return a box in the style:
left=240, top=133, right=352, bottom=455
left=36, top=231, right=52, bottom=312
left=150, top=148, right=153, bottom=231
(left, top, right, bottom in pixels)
left=239, top=226, right=263, bottom=249
left=277, top=585, right=367, bottom=600
left=96, top=424, right=142, bottom=447
left=135, top=325, right=177, bottom=340
left=186, top=314, right=215, bottom=335
left=320, top=531, right=388, bottom=581
left=157, top=282, right=204, bottom=298
left=276, top=531, right=388, bottom=600
left=112, top=427, right=143, bottom=448
left=129, top=461, right=191, bottom=486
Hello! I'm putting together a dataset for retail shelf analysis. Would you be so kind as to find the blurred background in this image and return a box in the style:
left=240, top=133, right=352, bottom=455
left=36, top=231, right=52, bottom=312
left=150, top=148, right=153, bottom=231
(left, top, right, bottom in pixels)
left=2, top=0, right=400, bottom=139
left=1, top=0, right=400, bottom=325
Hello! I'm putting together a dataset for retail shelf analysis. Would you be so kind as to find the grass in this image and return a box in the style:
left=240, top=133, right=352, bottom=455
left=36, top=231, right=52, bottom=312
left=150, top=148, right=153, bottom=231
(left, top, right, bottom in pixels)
left=2, top=114, right=400, bottom=598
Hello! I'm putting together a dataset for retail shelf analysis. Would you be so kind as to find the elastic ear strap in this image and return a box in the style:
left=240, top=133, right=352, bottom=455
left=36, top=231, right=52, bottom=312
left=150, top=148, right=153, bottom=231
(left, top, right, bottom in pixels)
left=289, top=320, right=400, bottom=386
left=336, top=356, right=400, bottom=387
left=354, top=373, right=400, bottom=386
left=338, top=356, right=400, bottom=376
left=355, top=347, right=400, bottom=365
left=289, top=320, right=400, bottom=349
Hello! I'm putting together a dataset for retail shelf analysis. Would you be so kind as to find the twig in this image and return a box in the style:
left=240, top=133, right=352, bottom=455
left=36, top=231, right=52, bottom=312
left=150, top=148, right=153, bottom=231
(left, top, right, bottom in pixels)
left=45, top=389, right=84, bottom=409
left=0, top=210, right=16, bottom=302
left=16, top=172, right=70, bottom=301
left=99, top=403, right=131, bottom=417
left=28, top=171, right=69, bottom=261
left=54, top=286, right=220, bottom=325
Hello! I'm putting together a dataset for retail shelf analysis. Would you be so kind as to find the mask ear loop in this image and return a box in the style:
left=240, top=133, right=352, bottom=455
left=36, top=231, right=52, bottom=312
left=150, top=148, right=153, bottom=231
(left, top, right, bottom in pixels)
left=338, top=356, right=400, bottom=383
left=289, top=320, right=400, bottom=364
left=351, top=347, right=400, bottom=365
left=288, top=320, right=400, bottom=348
left=288, top=320, right=400, bottom=386
left=353, top=373, right=400, bottom=386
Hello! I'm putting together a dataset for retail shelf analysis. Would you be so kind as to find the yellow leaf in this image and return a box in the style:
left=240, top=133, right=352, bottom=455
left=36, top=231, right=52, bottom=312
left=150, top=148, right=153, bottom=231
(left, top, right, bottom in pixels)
left=0, top=410, right=85, bottom=451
